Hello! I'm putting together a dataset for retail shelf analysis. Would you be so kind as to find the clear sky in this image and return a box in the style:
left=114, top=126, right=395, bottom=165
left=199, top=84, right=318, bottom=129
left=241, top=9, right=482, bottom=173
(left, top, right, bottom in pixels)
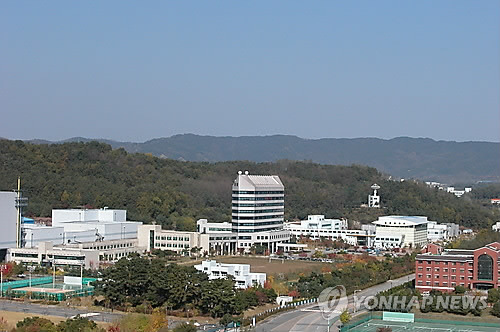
left=1, top=1, right=499, bottom=142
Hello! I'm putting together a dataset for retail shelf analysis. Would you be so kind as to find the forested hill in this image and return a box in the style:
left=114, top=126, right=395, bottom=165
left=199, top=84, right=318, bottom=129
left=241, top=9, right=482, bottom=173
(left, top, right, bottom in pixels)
left=0, top=140, right=497, bottom=230
left=28, top=134, right=500, bottom=184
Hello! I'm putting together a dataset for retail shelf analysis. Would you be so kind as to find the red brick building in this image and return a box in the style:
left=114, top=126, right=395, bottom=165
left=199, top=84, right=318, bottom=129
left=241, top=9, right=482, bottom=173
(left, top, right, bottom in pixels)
left=415, top=242, right=500, bottom=293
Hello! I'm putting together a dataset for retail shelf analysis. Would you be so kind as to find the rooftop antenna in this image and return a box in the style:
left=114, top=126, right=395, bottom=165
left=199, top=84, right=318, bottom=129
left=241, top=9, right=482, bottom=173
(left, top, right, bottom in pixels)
left=14, top=177, right=28, bottom=248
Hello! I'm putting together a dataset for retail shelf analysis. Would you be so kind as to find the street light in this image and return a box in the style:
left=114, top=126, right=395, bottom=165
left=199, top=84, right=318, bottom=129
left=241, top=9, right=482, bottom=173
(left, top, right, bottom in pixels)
left=50, top=258, right=56, bottom=289
left=27, top=266, right=35, bottom=299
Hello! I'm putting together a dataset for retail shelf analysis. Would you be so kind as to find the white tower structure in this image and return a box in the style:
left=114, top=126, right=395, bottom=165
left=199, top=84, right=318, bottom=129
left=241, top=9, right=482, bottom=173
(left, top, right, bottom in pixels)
left=232, top=171, right=290, bottom=253
left=368, top=184, right=380, bottom=208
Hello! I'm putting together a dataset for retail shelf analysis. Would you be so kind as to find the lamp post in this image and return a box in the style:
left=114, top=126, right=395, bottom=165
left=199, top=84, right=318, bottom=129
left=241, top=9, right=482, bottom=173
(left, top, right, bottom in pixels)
left=51, top=259, right=56, bottom=289
left=27, top=266, right=35, bottom=288
left=0, top=264, right=7, bottom=298
left=27, top=266, right=35, bottom=299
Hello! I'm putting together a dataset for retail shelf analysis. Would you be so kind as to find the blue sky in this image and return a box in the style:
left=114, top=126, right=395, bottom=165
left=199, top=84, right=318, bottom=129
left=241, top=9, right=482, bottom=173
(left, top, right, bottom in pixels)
left=1, top=1, right=499, bottom=142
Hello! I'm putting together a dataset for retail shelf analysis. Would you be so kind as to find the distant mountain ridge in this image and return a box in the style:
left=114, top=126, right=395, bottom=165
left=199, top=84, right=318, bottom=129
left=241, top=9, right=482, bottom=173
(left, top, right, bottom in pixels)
left=27, top=134, right=500, bottom=183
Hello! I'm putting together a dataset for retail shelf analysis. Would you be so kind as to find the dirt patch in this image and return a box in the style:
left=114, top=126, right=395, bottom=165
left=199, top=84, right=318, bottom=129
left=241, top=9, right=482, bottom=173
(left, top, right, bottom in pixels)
left=213, top=256, right=329, bottom=275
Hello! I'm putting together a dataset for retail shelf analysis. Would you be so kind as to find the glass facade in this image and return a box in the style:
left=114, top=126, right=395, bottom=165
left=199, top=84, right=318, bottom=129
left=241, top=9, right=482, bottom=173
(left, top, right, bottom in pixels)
left=478, top=254, right=493, bottom=281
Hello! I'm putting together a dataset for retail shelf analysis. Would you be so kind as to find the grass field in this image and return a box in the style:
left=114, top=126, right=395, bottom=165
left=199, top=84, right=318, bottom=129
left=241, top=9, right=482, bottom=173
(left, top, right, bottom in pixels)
left=0, top=310, right=65, bottom=326
left=213, top=256, right=328, bottom=275
left=0, top=310, right=111, bottom=330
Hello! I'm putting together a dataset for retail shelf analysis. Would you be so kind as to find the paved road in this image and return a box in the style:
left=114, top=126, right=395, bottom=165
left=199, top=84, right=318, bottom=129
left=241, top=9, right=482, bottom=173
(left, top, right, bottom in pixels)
left=255, top=274, right=414, bottom=332
left=0, top=299, right=123, bottom=323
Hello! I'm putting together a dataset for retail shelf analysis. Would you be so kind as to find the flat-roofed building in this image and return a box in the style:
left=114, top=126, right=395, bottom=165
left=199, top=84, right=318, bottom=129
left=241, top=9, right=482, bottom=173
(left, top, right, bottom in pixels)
left=284, top=215, right=374, bottom=246
left=7, top=242, right=99, bottom=270
left=194, top=260, right=266, bottom=289
left=22, top=208, right=143, bottom=249
left=373, top=216, right=428, bottom=249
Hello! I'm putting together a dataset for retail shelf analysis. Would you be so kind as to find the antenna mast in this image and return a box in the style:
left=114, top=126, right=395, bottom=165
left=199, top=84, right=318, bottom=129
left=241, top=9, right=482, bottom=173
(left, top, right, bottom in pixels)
left=14, top=177, right=28, bottom=248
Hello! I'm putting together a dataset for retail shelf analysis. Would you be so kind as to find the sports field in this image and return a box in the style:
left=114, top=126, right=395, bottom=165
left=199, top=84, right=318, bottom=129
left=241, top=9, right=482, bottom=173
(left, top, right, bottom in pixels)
left=346, top=318, right=500, bottom=332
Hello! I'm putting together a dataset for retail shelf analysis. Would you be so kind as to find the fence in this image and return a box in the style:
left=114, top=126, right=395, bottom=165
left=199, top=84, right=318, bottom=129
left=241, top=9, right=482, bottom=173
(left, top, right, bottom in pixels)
left=246, top=297, right=318, bottom=326
left=0, top=276, right=94, bottom=301
left=340, top=312, right=381, bottom=331
left=0, top=276, right=53, bottom=292
left=340, top=311, right=500, bottom=331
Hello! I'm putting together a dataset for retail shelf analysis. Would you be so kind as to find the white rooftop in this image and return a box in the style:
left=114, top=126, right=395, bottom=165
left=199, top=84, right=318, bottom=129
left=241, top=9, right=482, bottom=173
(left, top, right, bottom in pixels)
left=373, top=215, right=429, bottom=226
left=233, top=173, right=284, bottom=190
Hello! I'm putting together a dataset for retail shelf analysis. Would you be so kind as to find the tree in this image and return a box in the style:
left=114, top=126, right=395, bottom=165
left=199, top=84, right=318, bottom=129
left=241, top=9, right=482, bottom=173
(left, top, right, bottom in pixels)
left=57, top=316, right=101, bottom=332
left=488, top=289, right=500, bottom=304
left=199, top=278, right=238, bottom=318
left=492, top=300, right=500, bottom=318
left=454, top=286, right=467, bottom=295
left=14, top=317, right=57, bottom=332
left=340, top=310, right=351, bottom=325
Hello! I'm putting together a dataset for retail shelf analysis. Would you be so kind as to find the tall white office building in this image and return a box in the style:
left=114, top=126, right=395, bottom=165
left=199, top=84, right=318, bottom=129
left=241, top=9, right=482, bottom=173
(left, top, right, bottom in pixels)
left=232, top=171, right=289, bottom=252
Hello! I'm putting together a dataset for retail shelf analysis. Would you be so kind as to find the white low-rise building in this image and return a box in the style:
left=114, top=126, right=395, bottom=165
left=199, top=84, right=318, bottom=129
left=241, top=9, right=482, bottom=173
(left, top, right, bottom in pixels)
left=284, top=215, right=374, bottom=247
left=373, top=216, right=428, bottom=249
left=427, top=222, right=448, bottom=242
left=7, top=242, right=99, bottom=269
left=7, top=238, right=146, bottom=269
left=194, top=260, right=266, bottom=289
left=446, top=187, right=472, bottom=198
left=427, top=221, right=460, bottom=242
left=21, top=208, right=142, bottom=249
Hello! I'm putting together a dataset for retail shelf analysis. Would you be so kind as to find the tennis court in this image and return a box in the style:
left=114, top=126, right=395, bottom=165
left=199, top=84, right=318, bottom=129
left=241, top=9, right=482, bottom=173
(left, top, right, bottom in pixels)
left=345, top=318, right=500, bottom=332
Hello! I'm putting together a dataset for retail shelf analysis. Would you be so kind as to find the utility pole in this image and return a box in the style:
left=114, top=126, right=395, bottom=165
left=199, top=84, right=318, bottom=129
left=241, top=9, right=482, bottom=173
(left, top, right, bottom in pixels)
left=52, top=260, right=56, bottom=289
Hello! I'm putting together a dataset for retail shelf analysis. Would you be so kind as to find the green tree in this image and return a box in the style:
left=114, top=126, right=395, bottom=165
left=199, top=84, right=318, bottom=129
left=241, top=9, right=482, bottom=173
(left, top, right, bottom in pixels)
left=492, top=300, right=500, bottom=318
left=488, top=289, right=500, bottom=304
left=454, top=286, right=467, bottom=295
left=340, top=310, right=351, bottom=325
left=14, top=317, right=57, bottom=332
left=56, top=316, right=102, bottom=332
left=199, top=278, right=238, bottom=318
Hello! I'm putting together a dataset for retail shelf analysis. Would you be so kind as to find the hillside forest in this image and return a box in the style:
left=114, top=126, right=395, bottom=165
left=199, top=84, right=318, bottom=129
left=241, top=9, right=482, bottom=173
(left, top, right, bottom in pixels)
left=0, top=140, right=498, bottom=231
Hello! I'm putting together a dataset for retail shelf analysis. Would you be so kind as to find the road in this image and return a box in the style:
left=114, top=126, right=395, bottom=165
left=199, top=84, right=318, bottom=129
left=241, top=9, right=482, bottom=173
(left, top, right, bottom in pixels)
left=0, top=299, right=123, bottom=323
left=255, top=274, right=414, bottom=332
